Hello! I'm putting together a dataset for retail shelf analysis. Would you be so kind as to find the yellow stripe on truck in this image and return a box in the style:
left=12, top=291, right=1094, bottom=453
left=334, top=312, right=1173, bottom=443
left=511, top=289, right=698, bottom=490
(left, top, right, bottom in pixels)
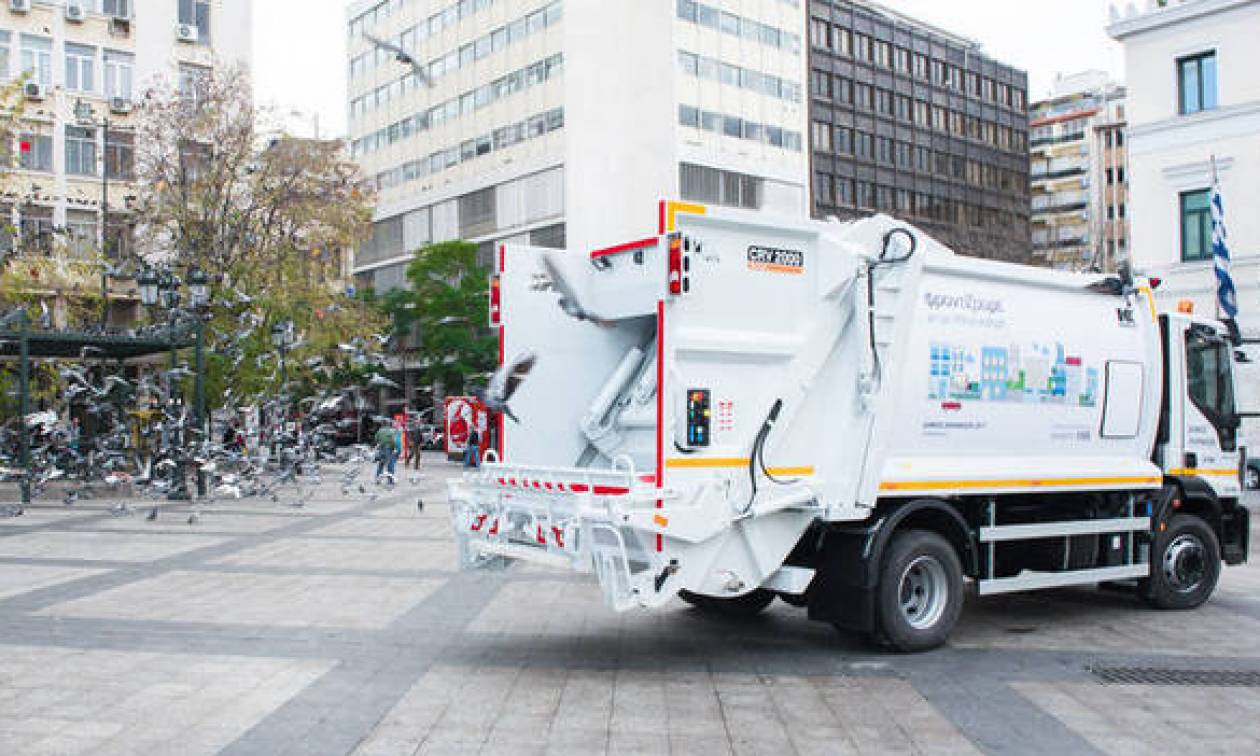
left=665, top=458, right=814, bottom=477
left=1167, top=468, right=1239, bottom=478
left=666, top=201, right=706, bottom=232
left=1137, top=285, right=1158, bottom=322
left=879, top=475, right=1163, bottom=492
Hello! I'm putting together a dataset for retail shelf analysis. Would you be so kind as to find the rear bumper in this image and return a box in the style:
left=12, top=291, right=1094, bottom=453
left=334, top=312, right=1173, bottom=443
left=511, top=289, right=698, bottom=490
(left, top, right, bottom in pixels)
left=447, top=460, right=675, bottom=611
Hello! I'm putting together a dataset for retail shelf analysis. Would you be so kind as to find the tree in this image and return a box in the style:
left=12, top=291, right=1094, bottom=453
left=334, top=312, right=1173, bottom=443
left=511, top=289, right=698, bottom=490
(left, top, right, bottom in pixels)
left=134, top=64, right=372, bottom=279
left=132, top=62, right=385, bottom=405
left=380, top=241, right=497, bottom=397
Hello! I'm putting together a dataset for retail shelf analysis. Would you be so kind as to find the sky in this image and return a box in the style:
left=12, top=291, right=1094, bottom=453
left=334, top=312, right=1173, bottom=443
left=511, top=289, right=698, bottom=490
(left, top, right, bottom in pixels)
left=252, top=0, right=1126, bottom=141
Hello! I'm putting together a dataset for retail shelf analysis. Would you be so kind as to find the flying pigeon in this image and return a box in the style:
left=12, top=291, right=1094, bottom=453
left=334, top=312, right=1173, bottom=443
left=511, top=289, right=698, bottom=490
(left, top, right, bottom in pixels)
left=362, top=32, right=432, bottom=87
left=365, top=374, right=399, bottom=390
left=474, top=351, right=536, bottom=424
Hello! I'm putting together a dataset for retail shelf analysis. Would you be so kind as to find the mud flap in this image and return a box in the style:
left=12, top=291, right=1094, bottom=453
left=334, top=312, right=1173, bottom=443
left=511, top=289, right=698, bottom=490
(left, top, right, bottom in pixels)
left=807, top=526, right=878, bottom=632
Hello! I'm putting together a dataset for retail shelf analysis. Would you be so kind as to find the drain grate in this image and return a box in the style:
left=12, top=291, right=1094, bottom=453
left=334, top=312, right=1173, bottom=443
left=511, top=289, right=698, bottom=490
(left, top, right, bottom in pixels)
left=1089, top=666, right=1260, bottom=687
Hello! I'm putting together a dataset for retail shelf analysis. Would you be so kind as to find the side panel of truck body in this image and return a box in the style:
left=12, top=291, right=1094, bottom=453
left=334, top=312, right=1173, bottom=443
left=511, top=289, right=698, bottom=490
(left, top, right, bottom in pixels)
left=870, top=254, right=1166, bottom=501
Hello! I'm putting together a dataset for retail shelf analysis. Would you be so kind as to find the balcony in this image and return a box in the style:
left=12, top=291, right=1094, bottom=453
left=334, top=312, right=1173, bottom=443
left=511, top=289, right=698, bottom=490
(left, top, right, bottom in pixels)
left=1031, top=155, right=1088, bottom=180
left=1032, top=190, right=1089, bottom=213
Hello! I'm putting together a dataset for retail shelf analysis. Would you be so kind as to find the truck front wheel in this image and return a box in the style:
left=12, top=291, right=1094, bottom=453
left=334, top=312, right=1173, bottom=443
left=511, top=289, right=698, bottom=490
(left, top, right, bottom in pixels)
left=1145, top=514, right=1221, bottom=610
left=874, top=530, right=964, bottom=652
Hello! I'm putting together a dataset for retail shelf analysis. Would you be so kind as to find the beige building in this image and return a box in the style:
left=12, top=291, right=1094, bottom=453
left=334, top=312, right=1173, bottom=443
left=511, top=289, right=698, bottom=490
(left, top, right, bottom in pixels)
left=1109, top=0, right=1260, bottom=445
left=1029, top=71, right=1128, bottom=271
left=0, top=0, right=250, bottom=281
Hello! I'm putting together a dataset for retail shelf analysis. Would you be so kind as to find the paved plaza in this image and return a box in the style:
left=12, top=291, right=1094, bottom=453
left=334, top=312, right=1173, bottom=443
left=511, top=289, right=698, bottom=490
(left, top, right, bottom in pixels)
left=0, top=457, right=1257, bottom=755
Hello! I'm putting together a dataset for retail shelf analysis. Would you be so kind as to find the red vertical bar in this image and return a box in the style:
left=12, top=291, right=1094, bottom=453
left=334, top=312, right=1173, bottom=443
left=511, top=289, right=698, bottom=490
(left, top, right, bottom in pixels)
left=658, top=200, right=667, bottom=235
left=655, top=299, right=664, bottom=552
left=497, top=246, right=505, bottom=460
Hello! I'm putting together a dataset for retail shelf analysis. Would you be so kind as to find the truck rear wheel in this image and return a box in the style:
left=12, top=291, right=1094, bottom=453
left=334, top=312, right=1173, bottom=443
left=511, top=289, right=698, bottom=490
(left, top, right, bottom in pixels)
left=874, top=530, right=963, bottom=652
left=678, top=588, right=774, bottom=617
left=1144, top=514, right=1220, bottom=610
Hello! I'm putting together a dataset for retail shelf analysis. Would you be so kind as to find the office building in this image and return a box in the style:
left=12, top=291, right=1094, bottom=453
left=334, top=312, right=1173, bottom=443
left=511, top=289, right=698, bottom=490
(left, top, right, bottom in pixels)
left=1029, top=71, right=1128, bottom=271
left=806, top=0, right=1031, bottom=262
left=347, top=0, right=810, bottom=292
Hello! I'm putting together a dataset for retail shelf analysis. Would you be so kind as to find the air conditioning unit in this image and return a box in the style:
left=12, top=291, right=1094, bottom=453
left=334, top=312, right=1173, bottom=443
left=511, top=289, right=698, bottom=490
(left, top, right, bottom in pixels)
left=65, top=2, right=85, bottom=22
left=109, top=96, right=132, bottom=114
left=9, top=0, right=31, bottom=13
left=175, top=23, right=199, bottom=43
left=24, top=81, right=45, bottom=100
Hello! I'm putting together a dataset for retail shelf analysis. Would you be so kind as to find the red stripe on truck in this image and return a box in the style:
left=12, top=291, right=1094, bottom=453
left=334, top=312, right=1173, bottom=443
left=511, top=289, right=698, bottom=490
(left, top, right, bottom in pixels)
left=590, top=237, right=659, bottom=261
left=655, top=299, right=665, bottom=553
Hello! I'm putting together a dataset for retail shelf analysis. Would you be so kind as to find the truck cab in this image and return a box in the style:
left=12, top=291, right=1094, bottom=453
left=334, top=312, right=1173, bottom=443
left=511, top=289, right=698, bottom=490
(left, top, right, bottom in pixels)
left=1158, top=312, right=1250, bottom=565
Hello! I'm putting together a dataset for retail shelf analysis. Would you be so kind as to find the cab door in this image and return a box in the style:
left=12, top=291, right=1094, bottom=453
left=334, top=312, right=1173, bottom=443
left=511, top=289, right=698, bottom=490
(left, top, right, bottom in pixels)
left=1179, top=322, right=1243, bottom=497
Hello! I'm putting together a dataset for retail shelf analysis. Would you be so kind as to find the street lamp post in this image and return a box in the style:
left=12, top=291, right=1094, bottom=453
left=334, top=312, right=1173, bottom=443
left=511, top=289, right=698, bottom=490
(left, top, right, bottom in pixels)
left=187, top=267, right=210, bottom=497
left=138, top=263, right=213, bottom=499
left=270, top=320, right=295, bottom=456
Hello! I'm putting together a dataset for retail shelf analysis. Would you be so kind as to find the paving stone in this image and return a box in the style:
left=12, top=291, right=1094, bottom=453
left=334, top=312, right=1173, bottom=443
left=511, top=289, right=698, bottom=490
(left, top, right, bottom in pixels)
left=37, top=570, right=443, bottom=629
left=0, top=466, right=1255, bottom=756
left=0, top=564, right=108, bottom=600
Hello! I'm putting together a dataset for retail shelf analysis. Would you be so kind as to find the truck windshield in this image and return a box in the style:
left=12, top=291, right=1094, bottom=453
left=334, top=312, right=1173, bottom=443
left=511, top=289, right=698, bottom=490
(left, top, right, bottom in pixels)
left=1185, top=329, right=1238, bottom=451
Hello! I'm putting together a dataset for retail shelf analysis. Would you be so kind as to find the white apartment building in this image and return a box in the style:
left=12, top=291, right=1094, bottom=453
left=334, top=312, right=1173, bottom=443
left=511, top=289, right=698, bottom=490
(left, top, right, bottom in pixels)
left=0, top=0, right=251, bottom=261
left=1029, top=71, right=1128, bottom=272
left=347, top=0, right=809, bottom=291
left=1109, top=0, right=1260, bottom=438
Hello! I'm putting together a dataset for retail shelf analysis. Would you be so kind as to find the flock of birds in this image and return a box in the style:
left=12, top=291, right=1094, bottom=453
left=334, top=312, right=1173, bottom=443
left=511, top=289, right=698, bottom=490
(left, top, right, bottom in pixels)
left=0, top=245, right=543, bottom=519
left=0, top=289, right=427, bottom=521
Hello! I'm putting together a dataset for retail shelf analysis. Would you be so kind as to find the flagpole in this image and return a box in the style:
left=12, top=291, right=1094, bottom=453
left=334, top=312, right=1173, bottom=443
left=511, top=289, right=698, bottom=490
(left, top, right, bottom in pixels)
left=1212, top=154, right=1221, bottom=323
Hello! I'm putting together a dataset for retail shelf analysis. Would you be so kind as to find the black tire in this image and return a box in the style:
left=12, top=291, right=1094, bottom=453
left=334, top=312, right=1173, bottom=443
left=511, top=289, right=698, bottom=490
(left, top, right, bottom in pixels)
left=1144, top=514, right=1220, bottom=610
left=874, top=530, right=964, bottom=652
left=678, top=588, right=775, bottom=617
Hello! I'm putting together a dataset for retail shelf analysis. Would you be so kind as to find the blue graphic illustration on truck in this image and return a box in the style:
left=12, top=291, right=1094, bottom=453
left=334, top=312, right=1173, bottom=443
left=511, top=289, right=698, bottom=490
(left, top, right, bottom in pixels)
left=929, top=341, right=1097, bottom=407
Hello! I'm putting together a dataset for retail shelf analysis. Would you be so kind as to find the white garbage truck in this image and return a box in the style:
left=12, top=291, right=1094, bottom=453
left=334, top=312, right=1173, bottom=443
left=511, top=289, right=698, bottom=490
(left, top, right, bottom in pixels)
left=449, top=202, right=1250, bottom=651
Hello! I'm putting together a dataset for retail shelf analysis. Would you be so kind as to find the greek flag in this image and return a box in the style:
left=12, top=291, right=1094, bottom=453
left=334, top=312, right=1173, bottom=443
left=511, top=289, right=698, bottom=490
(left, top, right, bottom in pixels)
left=1211, top=173, right=1238, bottom=320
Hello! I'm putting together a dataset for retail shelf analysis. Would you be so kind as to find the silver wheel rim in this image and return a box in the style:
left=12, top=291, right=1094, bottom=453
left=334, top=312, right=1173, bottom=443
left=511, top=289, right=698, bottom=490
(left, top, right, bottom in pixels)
left=899, top=555, right=949, bottom=630
left=1163, top=533, right=1207, bottom=594
left=1247, top=469, right=1258, bottom=489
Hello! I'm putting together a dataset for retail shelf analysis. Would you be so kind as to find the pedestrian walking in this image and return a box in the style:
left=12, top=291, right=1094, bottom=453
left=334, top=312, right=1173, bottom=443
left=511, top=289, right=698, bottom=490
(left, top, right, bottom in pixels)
left=464, top=427, right=481, bottom=469
left=374, top=424, right=398, bottom=484
left=406, top=415, right=423, bottom=470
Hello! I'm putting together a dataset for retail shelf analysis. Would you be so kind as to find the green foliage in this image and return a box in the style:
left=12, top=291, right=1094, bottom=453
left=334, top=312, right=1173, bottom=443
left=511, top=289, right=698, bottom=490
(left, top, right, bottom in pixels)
left=379, top=241, right=497, bottom=396
left=131, top=64, right=385, bottom=407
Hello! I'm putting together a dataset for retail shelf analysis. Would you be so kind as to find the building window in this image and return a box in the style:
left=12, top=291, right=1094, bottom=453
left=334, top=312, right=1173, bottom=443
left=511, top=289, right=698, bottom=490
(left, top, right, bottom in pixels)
left=1180, top=189, right=1212, bottom=262
left=19, top=133, right=52, bottom=172
left=105, top=130, right=134, bottom=179
left=103, top=0, right=131, bottom=17
left=814, top=171, right=833, bottom=205
left=811, top=121, right=831, bottom=152
left=19, top=206, right=54, bottom=255
left=679, top=163, right=762, bottom=210
left=65, top=126, right=98, bottom=176
left=104, top=50, right=134, bottom=100
left=20, top=34, right=51, bottom=87
left=458, top=186, right=496, bottom=238
left=1177, top=51, right=1217, bottom=115
left=65, top=43, right=96, bottom=94
left=178, top=63, right=210, bottom=105
left=66, top=210, right=97, bottom=259
left=177, top=0, right=212, bottom=43
left=0, top=32, right=10, bottom=82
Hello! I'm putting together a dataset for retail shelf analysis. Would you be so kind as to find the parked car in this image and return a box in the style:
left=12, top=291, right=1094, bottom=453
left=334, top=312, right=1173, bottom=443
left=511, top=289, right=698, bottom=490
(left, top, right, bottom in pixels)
left=1246, top=457, right=1260, bottom=490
